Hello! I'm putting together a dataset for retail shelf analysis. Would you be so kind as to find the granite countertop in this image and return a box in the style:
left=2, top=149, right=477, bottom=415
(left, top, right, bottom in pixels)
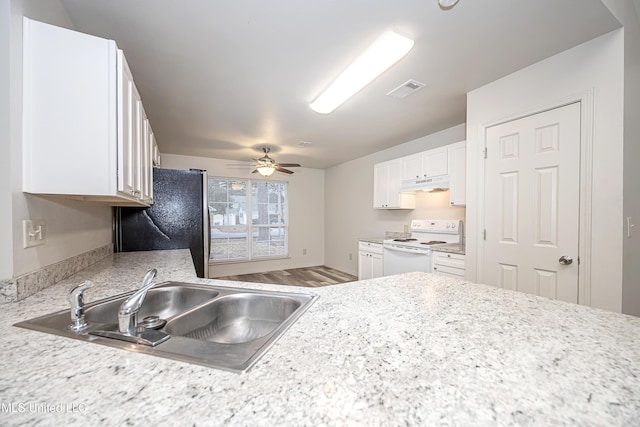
left=432, top=243, right=466, bottom=255
left=358, top=237, right=385, bottom=244
left=2, top=250, right=640, bottom=425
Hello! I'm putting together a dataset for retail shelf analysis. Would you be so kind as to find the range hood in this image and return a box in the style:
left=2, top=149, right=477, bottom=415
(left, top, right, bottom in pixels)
left=400, top=174, right=450, bottom=193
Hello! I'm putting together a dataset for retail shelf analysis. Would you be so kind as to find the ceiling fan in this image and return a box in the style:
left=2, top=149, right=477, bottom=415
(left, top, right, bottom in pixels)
left=252, top=147, right=301, bottom=177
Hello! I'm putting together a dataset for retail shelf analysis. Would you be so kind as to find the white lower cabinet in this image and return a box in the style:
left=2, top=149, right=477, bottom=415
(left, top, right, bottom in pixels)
left=358, top=242, right=384, bottom=280
left=432, top=251, right=466, bottom=279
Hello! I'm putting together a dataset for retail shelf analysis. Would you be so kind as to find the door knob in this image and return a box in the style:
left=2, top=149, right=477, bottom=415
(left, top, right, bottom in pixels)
left=558, top=255, right=573, bottom=265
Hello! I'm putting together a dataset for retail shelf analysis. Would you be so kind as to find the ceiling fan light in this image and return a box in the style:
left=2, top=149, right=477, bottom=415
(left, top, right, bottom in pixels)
left=310, top=31, right=414, bottom=114
left=438, top=0, right=460, bottom=9
left=256, top=165, right=276, bottom=177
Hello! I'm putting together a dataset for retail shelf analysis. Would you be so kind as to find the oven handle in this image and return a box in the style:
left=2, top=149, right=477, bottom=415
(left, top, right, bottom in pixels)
left=383, top=245, right=431, bottom=255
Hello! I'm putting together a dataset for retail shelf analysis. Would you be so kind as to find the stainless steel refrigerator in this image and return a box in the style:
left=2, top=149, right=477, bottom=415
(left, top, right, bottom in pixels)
left=115, top=168, right=210, bottom=278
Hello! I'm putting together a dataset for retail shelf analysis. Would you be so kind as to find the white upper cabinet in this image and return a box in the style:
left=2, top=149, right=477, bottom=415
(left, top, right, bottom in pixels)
left=448, top=141, right=466, bottom=206
left=373, top=159, right=415, bottom=209
left=117, top=50, right=138, bottom=199
left=377, top=142, right=466, bottom=209
left=401, top=147, right=448, bottom=181
left=22, top=18, right=155, bottom=206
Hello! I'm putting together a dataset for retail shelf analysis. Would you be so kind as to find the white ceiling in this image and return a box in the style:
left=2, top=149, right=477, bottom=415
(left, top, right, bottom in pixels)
left=59, top=0, right=620, bottom=169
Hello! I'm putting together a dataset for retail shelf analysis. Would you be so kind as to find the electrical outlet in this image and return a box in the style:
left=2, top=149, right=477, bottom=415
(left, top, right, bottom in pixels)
left=349, top=253, right=352, bottom=261
left=23, top=219, right=46, bottom=248
left=303, top=248, right=307, bottom=255
left=404, top=224, right=409, bottom=233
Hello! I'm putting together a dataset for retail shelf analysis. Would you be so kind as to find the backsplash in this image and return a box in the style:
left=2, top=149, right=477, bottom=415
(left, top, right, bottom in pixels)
left=0, top=244, right=113, bottom=303
left=385, top=231, right=410, bottom=239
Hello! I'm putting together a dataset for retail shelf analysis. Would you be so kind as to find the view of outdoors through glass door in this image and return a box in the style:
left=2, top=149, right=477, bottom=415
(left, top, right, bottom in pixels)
left=208, top=178, right=288, bottom=261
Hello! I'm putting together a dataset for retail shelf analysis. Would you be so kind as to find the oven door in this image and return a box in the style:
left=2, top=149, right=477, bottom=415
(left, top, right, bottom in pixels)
left=383, top=244, right=432, bottom=276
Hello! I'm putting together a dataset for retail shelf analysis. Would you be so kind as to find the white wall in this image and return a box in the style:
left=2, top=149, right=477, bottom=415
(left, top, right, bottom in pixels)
left=466, top=29, right=624, bottom=312
left=161, top=154, right=325, bottom=277
left=602, top=0, right=640, bottom=316
left=324, top=124, right=466, bottom=276
left=1, top=0, right=12, bottom=281
left=4, top=0, right=114, bottom=280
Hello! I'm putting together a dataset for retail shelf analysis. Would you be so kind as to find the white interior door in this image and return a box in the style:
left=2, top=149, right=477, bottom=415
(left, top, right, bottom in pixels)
left=483, top=102, right=581, bottom=303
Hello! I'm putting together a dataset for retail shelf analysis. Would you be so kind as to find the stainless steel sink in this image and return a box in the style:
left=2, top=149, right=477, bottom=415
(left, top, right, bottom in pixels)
left=84, top=285, right=220, bottom=324
left=14, top=282, right=318, bottom=373
left=165, top=293, right=304, bottom=344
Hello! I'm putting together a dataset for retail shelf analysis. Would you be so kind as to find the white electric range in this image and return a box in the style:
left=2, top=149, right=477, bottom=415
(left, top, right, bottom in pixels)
left=382, top=219, right=463, bottom=276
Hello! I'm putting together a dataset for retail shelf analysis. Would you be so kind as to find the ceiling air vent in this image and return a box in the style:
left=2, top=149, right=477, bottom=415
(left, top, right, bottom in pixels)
left=386, top=79, right=425, bottom=99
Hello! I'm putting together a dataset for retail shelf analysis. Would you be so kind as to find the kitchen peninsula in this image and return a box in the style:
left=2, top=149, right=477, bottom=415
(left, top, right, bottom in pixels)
left=1, top=250, right=639, bottom=426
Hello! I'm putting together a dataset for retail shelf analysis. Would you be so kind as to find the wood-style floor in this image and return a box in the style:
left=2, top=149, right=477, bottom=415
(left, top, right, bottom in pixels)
left=215, top=266, right=357, bottom=288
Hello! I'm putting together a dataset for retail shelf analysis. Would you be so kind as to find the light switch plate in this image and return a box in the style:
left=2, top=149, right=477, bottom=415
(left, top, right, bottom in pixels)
left=23, top=219, right=46, bottom=248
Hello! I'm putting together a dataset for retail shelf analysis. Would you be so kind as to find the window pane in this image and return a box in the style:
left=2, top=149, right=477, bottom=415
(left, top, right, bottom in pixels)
left=210, top=177, right=287, bottom=261
left=252, top=226, right=287, bottom=258
left=209, top=178, right=249, bottom=261
left=211, top=226, right=248, bottom=260
left=251, top=181, right=288, bottom=226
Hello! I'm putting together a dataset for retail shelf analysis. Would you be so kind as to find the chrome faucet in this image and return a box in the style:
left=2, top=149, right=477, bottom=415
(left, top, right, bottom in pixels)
left=118, top=269, right=158, bottom=335
left=68, top=280, right=93, bottom=332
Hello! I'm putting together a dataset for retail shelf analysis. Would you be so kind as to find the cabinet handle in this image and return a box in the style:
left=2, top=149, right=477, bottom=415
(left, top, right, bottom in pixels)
left=447, top=254, right=451, bottom=258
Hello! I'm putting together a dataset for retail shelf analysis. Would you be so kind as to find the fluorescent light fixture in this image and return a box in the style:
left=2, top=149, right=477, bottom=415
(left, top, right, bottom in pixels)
left=310, top=31, right=414, bottom=114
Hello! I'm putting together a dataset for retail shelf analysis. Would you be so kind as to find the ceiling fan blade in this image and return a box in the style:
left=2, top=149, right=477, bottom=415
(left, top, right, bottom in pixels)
left=275, top=167, right=294, bottom=174
left=275, top=163, right=301, bottom=168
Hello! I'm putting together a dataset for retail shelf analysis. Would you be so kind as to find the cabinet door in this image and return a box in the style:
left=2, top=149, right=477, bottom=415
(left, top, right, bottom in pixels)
left=401, top=154, right=422, bottom=181
left=358, top=251, right=372, bottom=280
left=373, top=163, right=389, bottom=208
left=141, top=118, right=150, bottom=203
left=373, top=159, right=415, bottom=209
left=117, top=50, right=136, bottom=197
left=147, top=128, right=157, bottom=203
left=448, top=141, right=466, bottom=206
left=371, top=252, right=384, bottom=279
left=23, top=18, right=118, bottom=195
left=132, top=93, right=144, bottom=198
left=422, top=147, right=448, bottom=177
left=385, top=159, right=403, bottom=208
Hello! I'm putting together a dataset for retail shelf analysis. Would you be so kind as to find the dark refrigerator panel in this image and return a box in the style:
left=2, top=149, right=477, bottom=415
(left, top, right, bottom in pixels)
left=116, top=168, right=210, bottom=278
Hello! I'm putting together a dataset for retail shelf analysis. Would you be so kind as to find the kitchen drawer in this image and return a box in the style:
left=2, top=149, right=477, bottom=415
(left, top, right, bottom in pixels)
left=433, top=252, right=465, bottom=268
left=433, top=251, right=465, bottom=279
left=359, top=241, right=383, bottom=255
left=433, top=264, right=465, bottom=279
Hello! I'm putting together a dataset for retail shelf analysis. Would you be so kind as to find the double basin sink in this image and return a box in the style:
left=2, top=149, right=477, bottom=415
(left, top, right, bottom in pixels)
left=15, top=282, right=318, bottom=373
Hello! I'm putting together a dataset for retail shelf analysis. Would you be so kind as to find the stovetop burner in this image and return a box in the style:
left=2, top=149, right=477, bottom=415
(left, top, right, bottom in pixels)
left=393, top=238, right=417, bottom=242
left=421, top=240, right=447, bottom=245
